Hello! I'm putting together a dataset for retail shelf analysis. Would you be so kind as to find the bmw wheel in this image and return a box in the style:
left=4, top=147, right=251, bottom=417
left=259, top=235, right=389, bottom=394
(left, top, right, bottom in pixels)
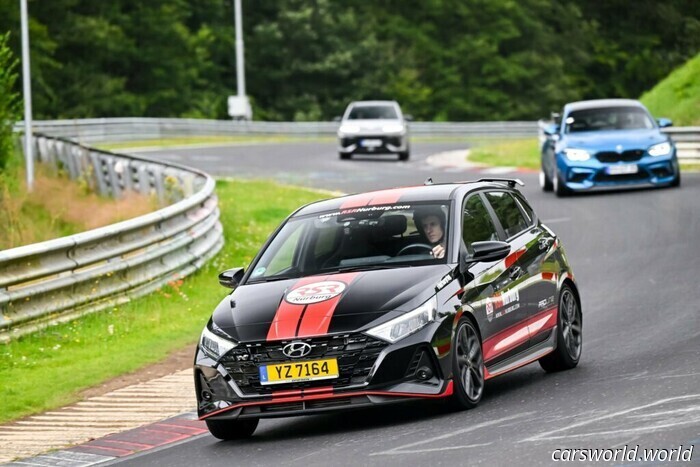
left=540, top=166, right=553, bottom=192
left=539, top=284, right=582, bottom=372
left=399, top=150, right=410, bottom=161
left=339, top=152, right=351, bottom=160
left=205, top=418, right=259, bottom=440
left=450, top=319, right=484, bottom=410
left=553, top=168, right=570, bottom=197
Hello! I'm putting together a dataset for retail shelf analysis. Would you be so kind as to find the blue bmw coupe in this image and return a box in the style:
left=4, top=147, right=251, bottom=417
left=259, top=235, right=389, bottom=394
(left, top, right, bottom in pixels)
left=540, top=99, right=680, bottom=196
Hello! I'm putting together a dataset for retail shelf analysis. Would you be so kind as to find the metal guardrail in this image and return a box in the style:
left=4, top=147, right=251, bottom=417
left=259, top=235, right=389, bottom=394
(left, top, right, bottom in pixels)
left=0, top=134, right=224, bottom=342
left=537, top=120, right=700, bottom=159
left=15, top=118, right=539, bottom=143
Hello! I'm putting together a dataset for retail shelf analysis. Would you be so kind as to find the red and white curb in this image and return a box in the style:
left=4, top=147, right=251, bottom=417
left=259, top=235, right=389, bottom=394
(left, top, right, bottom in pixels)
left=0, top=369, right=196, bottom=465
left=3, top=413, right=206, bottom=467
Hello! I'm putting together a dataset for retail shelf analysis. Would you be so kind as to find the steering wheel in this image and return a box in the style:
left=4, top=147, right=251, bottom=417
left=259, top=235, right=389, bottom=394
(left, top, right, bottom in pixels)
left=396, top=243, right=434, bottom=256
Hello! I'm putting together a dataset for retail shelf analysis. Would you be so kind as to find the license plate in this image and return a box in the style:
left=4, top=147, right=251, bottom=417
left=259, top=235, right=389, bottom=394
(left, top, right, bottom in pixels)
left=259, top=358, right=339, bottom=385
left=606, top=164, right=638, bottom=175
left=360, top=139, right=382, bottom=148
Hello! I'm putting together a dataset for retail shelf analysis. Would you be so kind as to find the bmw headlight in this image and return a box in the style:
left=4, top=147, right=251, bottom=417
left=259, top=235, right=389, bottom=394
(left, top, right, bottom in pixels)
left=382, top=123, right=404, bottom=134
left=339, top=124, right=360, bottom=135
left=563, top=148, right=591, bottom=161
left=648, top=142, right=671, bottom=157
left=200, top=322, right=237, bottom=360
left=366, top=297, right=437, bottom=343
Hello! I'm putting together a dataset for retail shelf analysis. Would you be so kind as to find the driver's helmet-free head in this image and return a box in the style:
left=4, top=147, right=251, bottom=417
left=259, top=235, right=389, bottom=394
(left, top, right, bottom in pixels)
left=412, top=206, right=446, bottom=244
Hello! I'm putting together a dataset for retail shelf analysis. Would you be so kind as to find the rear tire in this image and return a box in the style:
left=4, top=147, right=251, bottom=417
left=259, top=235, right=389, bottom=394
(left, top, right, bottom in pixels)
left=205, top=418, right=259, bottom=440
left=539, top=284, right=582, bottom=372
left=450, top=319, right=484, bottom=410
left=399, top=150, right=410, bottom=161
left=339, top=152, right=351, bottom=160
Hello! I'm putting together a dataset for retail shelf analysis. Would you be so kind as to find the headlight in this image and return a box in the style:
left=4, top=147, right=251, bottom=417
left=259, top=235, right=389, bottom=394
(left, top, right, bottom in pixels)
left=366, top=297, right=437, bottom=343
left=382, top=123, right=404, bottom=133
left=563, top=148, right=590, bottom=161
left=339, top=124, right=360, bottom=134
left=200, top=322, right=237, bottom=360
left=648, top=142, right=671, bottom=157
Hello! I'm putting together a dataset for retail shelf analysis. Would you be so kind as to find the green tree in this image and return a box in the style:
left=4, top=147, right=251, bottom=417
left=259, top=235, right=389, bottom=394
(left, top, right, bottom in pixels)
left=0, top=32, right=20, bottom=171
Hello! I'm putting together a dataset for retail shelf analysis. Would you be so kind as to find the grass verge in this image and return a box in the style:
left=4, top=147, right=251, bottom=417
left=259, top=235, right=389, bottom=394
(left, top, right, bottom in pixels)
left=0, top=149, right=157, bottom=250
left=640, top=53, right=700, bottom=126
left=468, top=138, right=540, bottom=169
left=97, top=135, right=334, bottom=151
left=0, top=179, right=327, bottom=423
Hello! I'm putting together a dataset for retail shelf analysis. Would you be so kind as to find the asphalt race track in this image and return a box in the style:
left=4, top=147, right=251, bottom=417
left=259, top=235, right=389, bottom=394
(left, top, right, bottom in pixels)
left=115, top=141, right=700, bottom=466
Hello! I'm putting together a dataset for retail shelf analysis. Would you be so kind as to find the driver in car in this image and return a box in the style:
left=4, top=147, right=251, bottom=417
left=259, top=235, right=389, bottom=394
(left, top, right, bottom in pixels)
left=413, top=207, right=446, bottom=259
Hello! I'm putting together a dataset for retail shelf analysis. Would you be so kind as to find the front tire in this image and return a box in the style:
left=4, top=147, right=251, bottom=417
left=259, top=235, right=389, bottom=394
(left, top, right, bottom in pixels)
left=450, top=319, right=484, bottom=410
left=339, top=152, right=351, bottom=160
left=540, top=166, right=553, bottom=192
left=553, top=168, right=570, bottom=197
left=539, top=284, right=582, bottom=372
left=399, top=150, right=410, bottom=161
left=205, top=418, right=259, bottom=440
left=670, top=170, right=681, bottom=187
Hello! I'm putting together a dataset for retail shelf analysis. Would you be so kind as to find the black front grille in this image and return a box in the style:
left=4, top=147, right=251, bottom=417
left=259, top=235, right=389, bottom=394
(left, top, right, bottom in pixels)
left=220, top=334, right=387, bottom=395
left=596, top=150, right=645, bottom=163
left=340, top=136, right=401, bottom=147
left=593, top=171, right=649, bottom=183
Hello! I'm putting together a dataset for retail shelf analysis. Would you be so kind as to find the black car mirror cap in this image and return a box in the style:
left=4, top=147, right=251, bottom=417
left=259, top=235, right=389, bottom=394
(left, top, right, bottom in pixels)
left=657, top=118, right=673, bottom=128
left=333, top=116, right=342, bottom=122
left=463, top=241, right=511, bottom=265
left=219, top=267, right=245, bottom=288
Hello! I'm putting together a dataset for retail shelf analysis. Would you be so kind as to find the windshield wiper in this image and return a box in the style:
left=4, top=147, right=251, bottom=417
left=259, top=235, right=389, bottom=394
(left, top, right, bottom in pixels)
left=323, top=264, right=411, bottom=274
left=247, top=275, right=298, bottom=284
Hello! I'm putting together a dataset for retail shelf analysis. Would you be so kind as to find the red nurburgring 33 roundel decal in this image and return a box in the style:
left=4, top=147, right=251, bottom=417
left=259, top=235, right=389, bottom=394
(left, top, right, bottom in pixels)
left=285, top=281, right=347, bottom=305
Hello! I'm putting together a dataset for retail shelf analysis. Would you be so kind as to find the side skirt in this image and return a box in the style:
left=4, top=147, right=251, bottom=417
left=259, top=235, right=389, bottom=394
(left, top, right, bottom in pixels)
left=484, top=327, right=557, bottom=379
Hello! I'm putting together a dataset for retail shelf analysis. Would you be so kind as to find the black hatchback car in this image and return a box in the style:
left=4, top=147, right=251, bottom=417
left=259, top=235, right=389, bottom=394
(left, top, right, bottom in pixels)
left=195, top=179, right=582, bottom=439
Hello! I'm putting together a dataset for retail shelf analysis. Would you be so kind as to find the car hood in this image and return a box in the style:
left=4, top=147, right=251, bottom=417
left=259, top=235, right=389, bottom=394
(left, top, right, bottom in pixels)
left=211, top=265, right=451, bottom=342
left=342, top=119, right=404, bottom=133
left=561, top=129, right=667, bottom=151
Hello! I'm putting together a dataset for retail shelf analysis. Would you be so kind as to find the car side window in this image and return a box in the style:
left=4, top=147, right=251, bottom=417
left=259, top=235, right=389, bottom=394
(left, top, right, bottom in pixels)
left=512, top=193, right=535, bottom=225
left=462, top=194, right=499, bottom=245
left=484, top=191, right=530, bottom=238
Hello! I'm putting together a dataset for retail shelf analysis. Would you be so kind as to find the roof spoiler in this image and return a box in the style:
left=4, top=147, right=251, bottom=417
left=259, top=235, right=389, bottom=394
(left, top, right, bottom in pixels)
left=477, top=178, right=524, bottom=188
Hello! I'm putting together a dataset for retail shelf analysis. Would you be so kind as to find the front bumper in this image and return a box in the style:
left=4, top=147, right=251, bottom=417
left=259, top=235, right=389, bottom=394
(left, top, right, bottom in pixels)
left=195, top=323, right=453, bottom=420
left=338, top=133, right=408, bottom=155
left=556, top=152, right=679, bottom=191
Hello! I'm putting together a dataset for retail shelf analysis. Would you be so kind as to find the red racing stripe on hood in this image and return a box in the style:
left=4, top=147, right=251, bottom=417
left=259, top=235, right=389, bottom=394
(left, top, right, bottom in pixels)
left=266, top=276, right=320, bottom=341
left=296, top=272, right=360, bottom=337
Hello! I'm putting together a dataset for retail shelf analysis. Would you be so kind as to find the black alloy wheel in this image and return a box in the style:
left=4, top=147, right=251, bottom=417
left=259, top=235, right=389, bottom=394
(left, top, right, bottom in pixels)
left=451, top=319, right=484, bottom=410
left=539, top=284, right=582, bottom=372
left=205, top=418, right=259, bottom=440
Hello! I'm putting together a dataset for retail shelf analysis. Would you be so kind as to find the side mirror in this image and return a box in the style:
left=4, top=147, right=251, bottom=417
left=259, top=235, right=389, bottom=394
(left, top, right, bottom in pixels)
left=404, top=114, right=414, bottom=122
left=543, top=124, right=559, bottom=136
left=657, top=118, right=673, bottom=128
left=468, top=241, right=511, bottom=263
left=219, top=267, right=245, bottom=288
left=333, top=116, right=342, bottom=122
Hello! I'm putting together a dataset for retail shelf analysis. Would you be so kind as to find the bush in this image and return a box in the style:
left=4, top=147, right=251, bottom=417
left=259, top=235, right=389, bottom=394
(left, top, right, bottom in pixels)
left=0, top=32, right=20, bottom=171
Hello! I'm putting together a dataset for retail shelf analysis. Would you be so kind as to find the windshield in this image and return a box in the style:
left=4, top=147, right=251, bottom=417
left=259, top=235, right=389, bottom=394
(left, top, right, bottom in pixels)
left=347, top=105, right=398, bottom=120
left=565, top=107, right=654, bottom=133
left=247, top=202, right=450, bottom=283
